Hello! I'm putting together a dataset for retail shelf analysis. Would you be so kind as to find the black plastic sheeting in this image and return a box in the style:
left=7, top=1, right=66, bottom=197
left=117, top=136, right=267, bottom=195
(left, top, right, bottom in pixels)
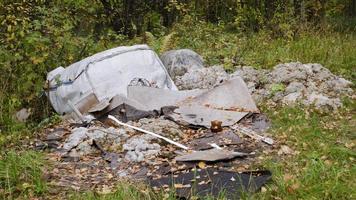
left=149, top=169, right=272, bottom=199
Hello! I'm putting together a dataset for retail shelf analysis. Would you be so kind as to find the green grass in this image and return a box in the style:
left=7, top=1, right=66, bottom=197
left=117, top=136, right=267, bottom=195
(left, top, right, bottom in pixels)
left=249, top=102, right=356, bottom=200
left=0, top=151, right=47, bottom=199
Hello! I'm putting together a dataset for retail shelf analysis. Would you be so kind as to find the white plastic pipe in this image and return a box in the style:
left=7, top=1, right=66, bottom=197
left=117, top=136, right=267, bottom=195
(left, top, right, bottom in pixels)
left=108, top=115, right=189, bottom=150
left=231, top=125, right=274, bottom=145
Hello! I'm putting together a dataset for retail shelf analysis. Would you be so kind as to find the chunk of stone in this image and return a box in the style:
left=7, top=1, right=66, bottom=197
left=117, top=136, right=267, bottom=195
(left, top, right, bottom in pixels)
left=226, top=62, right=353, bottom=110
left=270, top=62, right=308, bottom=83
left=46, top=128, right=68, bottom=141
left=175, top=65, right=229, bottom=90
left=63, top=127, right=88, bottom=151
left=305, top=92, right=342, bottom=110
left=76, top=139, right=98, bottom=156
left=15, top=108, right=31, bottom=122
left=134, top=117, right=183, bottom=137
left=123, top=136, right=161, bottom=162
left=160, top=49, right=204, bottom=79
left=62, top=149, right=80, bottom=162
left=282, top=92, right=303, bottom=104
left=285, top=82, right=305, bottom=94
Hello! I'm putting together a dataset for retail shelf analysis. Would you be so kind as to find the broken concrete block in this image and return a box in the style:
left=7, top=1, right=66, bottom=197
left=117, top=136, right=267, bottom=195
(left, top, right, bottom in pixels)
left=63, top=127, right=88, bottom=151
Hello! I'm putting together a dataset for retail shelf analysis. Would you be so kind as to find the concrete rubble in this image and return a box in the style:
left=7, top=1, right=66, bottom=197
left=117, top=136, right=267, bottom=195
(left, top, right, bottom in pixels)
left=175, top=62, right=353, bottom=110
left=123, top=135, right=161, bottom=162
left=131, top=117, right=184, bottom=138
left=62, top=126, right=129, bottom=156
left=175, top=65, right=230, bottom=90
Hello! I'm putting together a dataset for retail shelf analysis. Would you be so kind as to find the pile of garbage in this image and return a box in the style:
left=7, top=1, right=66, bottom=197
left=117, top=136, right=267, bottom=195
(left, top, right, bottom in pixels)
left=38, top=45, right=352, bottom=198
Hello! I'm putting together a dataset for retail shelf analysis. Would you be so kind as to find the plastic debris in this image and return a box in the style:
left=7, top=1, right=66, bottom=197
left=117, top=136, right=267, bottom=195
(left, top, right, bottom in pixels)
left=231, top=125, right=274, bottom=145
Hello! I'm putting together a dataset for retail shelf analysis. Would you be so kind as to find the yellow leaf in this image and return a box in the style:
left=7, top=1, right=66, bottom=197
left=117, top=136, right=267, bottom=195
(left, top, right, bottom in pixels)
left=198, top=161, right=206, bottom=169
left=174, top=183, right=191, bottom=188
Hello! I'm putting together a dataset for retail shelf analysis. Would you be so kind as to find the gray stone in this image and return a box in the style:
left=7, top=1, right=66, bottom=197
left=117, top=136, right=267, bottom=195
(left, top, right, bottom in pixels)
left=305, top=92, right=342, bottom=110
left=285, top=82, right=305, bottom=94
left=231, top=66, right=269, bottom=84
left=123, top=136, right=161, bottom=162
left=62, top=149, right=80, bottom=162
left=46, top=128, right=68, bottom=141
left=282, top=92, right=303, bottom=105
left=160, top=49, right=204, bottom=80
left=270, top=62, right=308, bottom=83
left=76, top=139, right=97, bottom=156
left=15, top=108, right=31, bottom=122
left=225, top=62, right=353, bottom=110
left=175, top=65, right=229, bottom=90
left=63, top=127, right=88, bottom=151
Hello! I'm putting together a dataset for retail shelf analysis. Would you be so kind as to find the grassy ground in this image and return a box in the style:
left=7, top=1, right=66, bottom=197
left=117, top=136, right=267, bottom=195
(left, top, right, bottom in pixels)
left=169, top=21, right=356, bottom=83
left=0, top=21, right=355, bottom=199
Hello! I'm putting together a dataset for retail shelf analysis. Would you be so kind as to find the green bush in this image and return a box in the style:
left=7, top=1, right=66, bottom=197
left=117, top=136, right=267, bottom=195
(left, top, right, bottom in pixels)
left=0, top=1, right=129, bottom=131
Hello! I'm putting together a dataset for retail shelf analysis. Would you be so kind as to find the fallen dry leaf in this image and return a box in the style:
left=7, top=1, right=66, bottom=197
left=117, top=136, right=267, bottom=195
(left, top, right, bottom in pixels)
left=198, top=161, right=206, bottom=169
left=278, top=145, right=294, bottom=155
left=283, top=174, right=294, bottom=182
left=261, top=186, right=267, bottom=193
left=345, top=142, right=355, bottom=149
left=98, top=185, right=112, bottom=194
left=174, top=183, right=191, bottom=188
left=287, top=182, right=300, bottom=194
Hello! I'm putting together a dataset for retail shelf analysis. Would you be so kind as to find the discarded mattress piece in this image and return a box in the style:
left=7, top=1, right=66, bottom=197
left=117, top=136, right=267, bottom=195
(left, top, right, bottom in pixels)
left=46, top=44, right=177, bottom=115
left=149, top=169, right=272, bottom=199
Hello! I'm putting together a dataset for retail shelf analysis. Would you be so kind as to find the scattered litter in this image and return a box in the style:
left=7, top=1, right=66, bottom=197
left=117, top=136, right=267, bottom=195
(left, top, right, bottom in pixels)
left=41, top=46, right=286, bottom=197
